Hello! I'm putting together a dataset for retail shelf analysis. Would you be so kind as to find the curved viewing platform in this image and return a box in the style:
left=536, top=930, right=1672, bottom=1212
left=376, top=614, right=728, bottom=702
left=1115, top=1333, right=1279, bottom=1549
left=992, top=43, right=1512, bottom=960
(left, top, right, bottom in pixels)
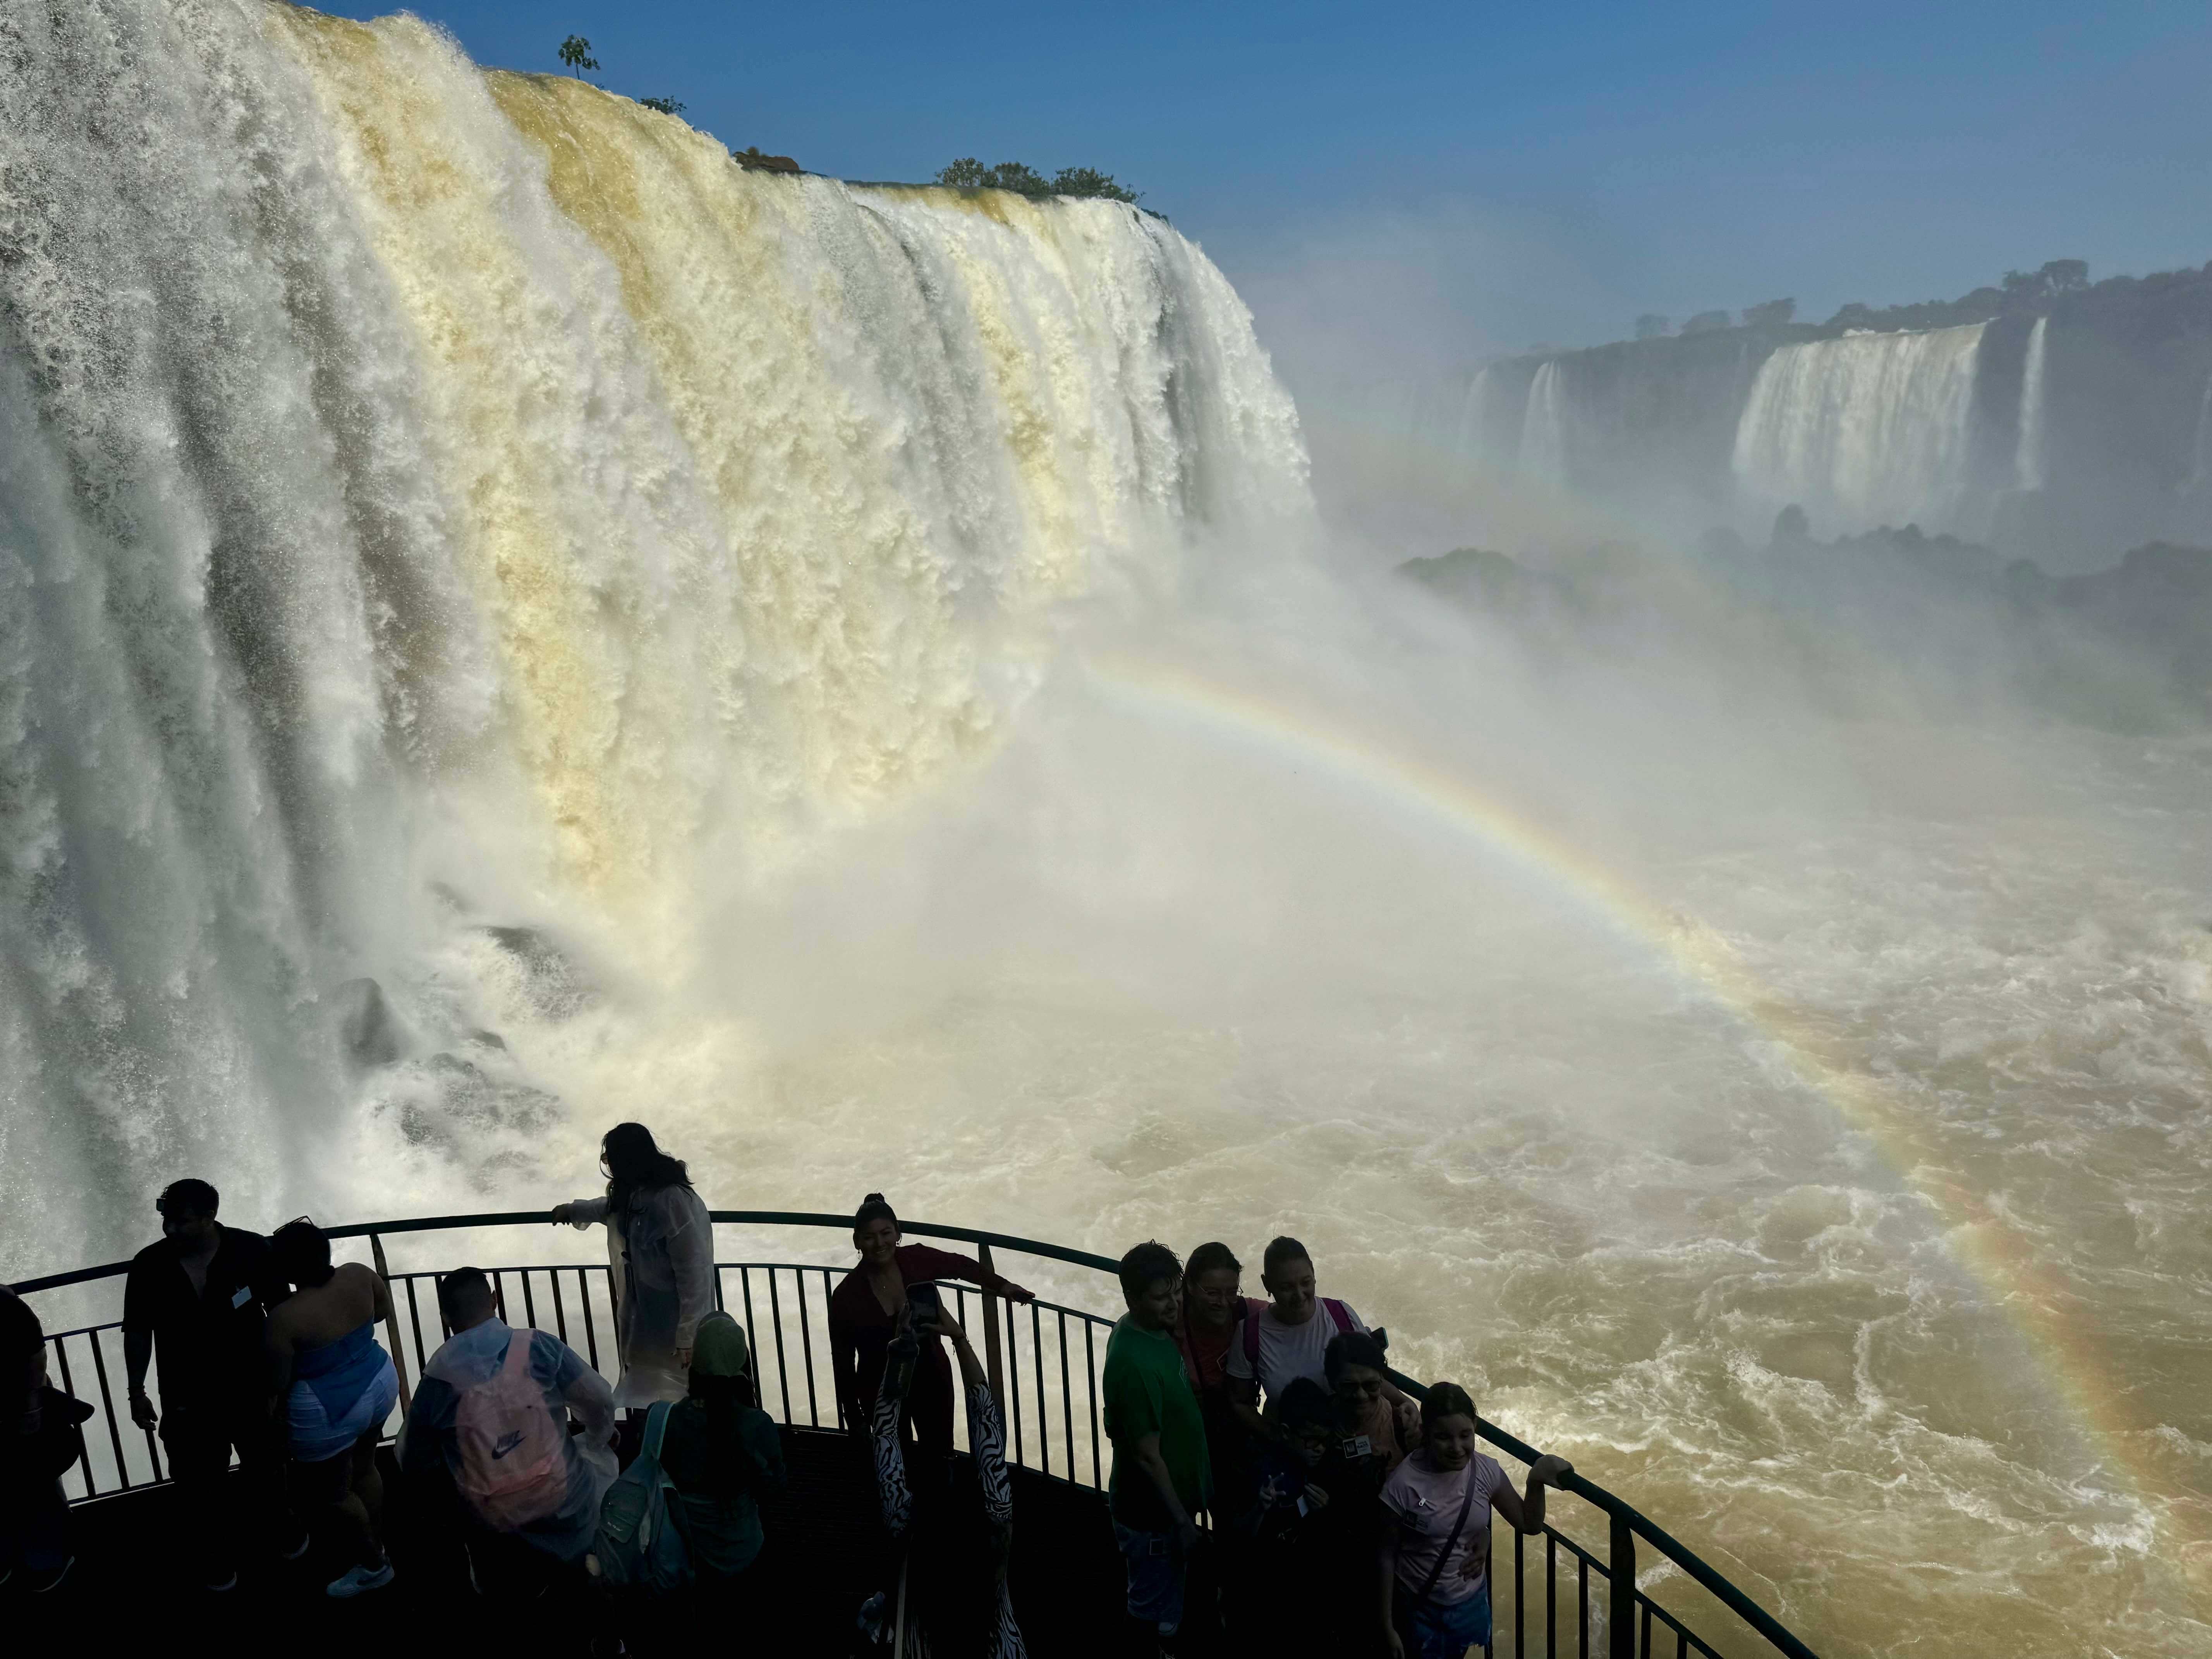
left=11, top=1209, right=1816, bottom=1658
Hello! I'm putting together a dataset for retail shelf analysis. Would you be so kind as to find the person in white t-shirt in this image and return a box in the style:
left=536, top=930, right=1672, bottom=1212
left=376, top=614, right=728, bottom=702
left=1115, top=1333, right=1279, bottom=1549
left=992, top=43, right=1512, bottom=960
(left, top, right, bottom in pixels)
left=1377, top=1380, right=1574, bottom=1659
left=1224, top=1237, right=1418, bottom=1442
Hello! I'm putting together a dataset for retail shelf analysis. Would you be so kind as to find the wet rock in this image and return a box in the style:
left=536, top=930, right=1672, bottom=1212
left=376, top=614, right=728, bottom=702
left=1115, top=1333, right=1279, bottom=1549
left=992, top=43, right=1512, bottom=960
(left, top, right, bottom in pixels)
left=331, top=977, right=404, bottom=1068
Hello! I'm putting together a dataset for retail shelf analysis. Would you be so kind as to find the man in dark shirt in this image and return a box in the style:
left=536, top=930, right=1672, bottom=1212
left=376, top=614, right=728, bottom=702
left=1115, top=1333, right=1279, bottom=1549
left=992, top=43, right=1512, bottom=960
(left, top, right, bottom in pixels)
left=120, top=1178, right=296, bottom=1590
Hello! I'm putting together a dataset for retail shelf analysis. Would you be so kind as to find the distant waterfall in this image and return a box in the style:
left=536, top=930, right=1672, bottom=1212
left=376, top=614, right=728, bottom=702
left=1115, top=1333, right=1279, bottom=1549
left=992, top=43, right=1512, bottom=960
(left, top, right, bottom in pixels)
left=0, top=0, right=1310, bottom=1270
left=2014, top=317, right=2049, bottom=493
left=1731, top=323, right=1986, bottom=534
left=1520, top=360, right=1571, bottom=487
left=2187, top=369, right=2212, bottom=495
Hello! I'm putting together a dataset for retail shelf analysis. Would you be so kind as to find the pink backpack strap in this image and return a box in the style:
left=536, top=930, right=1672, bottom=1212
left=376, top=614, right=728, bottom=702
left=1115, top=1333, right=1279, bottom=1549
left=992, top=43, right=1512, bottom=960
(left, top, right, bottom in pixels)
left=1322, top=1298, right=1354, bottom=1336
left=502, top=1325, right=535, bottom=1377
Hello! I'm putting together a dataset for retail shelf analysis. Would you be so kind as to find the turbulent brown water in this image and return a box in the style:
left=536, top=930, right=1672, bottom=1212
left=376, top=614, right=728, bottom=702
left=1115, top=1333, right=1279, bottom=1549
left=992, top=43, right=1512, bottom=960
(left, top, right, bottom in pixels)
left=4, top=5, right=2208, bottom=1654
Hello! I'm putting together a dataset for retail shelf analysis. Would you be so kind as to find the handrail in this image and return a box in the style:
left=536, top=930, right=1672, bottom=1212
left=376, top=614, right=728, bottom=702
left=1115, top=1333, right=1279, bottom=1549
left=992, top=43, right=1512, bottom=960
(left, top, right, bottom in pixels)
left=12, top=1209, right=1817, bottom=1659
left=9, top=1208, right=1121, bottom=1297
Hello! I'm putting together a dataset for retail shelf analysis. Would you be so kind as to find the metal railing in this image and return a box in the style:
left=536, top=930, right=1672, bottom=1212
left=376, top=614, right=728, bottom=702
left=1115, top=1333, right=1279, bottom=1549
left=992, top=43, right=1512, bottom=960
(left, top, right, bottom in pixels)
left=11, top=1210, right=1815, bottom=1659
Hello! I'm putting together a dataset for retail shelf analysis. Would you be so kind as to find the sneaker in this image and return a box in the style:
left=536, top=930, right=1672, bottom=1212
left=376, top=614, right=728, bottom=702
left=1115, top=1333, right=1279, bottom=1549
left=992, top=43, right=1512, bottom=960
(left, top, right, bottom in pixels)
left=204, top=1569, right=239, bottom=1592
left=26, top=1556, right=75, bottom=1593
left=326, top=1559, right=395, bottom=1598
left=278, top=1530, right=311, bottom=1562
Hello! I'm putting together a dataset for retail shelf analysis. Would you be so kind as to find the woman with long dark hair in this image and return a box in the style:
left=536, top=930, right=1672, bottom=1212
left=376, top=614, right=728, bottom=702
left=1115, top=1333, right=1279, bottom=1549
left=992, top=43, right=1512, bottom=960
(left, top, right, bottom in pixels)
left=828, top=1193, right=1034, bottom=1462
left=550, top=1123, right=713, bottom=1406
left=265, top=1218, right=400, bottom=1598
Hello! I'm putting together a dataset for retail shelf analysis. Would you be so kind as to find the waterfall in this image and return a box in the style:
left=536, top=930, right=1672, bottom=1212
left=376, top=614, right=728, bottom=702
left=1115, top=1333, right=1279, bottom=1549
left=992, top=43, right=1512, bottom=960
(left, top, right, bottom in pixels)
left=2186, top=369, right=2212, bottom=495
left=0, top=0, right=1309, bottom=1270
left=2014, top=316, right=2049, bottom=492
left=1451, top=365, right=1495, bottom=462
left=1731, top=322, right=1986, bottom=534
left=1519, top=360, right=1571, bottom=487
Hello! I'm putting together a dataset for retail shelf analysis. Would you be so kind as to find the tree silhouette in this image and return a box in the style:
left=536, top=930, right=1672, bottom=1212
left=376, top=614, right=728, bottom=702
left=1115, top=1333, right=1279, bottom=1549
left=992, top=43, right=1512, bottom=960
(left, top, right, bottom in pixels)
left=558, top=35, right=598, bottom=76
left=639, top=96, right=685, bottom=115
left=934, top=159, right=1139, bottom=201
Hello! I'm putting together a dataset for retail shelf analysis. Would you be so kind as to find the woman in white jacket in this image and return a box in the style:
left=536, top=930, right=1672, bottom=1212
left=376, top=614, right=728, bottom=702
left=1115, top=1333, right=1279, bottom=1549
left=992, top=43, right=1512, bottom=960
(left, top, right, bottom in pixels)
left=550, top=1123, right=714, bottom=1407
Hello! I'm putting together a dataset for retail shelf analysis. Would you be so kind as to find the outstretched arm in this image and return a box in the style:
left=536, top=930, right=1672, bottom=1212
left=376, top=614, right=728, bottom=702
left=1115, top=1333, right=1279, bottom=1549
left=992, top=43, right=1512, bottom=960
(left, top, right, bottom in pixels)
left=901, top=1244, right=1035, bottom=1305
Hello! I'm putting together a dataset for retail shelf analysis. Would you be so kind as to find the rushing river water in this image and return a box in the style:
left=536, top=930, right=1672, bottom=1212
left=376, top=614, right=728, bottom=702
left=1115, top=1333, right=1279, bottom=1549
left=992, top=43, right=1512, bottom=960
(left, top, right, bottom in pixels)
left=4, top=5, right=2208, bottom=1654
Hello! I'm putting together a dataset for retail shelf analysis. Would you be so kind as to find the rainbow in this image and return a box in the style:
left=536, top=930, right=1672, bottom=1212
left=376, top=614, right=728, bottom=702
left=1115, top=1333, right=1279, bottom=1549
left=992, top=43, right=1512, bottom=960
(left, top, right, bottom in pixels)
left=1085, top=649, right=2210, bottom=1603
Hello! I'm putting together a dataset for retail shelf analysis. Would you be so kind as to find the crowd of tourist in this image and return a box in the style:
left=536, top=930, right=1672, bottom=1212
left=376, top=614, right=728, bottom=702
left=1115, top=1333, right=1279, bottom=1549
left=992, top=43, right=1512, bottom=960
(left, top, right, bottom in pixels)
left=3, top=1122, right=1571, bottom=1656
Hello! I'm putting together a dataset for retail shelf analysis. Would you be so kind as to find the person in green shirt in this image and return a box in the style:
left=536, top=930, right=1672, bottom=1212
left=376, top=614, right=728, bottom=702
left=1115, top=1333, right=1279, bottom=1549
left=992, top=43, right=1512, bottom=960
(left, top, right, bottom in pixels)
left=1103, top=1240, right=1210, bottom=1648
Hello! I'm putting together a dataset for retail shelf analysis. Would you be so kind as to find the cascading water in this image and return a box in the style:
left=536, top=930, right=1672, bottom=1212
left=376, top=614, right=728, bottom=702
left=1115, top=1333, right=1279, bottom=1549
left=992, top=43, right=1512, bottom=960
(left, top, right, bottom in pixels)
left=0, top=0, right=1307, bottom=1273
left=1518, top=359, right=1570, bottom=486
left=2014, top=315, right=2049, bottom=492
left=1731, top=322, right=1986, bottom=533
left=7, top=10, right=2211, bottom=1659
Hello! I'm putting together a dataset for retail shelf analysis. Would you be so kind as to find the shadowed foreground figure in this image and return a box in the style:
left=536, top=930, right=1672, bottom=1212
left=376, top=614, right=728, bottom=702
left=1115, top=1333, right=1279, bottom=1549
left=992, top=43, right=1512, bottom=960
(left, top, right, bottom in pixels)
left=865, top=1300, right=1026, bottom=1657
left=397, top=1266, right=617, bottom=1591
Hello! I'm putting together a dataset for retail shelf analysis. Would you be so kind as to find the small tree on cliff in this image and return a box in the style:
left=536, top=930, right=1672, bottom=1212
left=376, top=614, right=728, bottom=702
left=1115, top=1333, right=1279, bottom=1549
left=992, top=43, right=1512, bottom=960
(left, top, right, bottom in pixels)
left=558, top=35, right=599, bottom=77
left=1633, top=313, right=1671, bottom=340
left=1050, top=167, right=1138, bottom=203
left=1742, top=297, right=1796, bottom=329
left=639, top=96, right=686, bottom=115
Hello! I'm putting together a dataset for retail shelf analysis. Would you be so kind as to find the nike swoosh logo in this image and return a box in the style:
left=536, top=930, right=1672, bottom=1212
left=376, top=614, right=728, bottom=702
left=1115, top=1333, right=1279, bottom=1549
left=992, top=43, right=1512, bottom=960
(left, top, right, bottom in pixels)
left=491, top=1430, right=526, bottom=1460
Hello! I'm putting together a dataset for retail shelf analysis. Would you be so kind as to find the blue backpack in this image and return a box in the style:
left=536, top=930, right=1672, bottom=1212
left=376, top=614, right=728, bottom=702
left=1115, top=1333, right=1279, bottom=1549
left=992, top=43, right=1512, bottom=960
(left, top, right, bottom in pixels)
left=593, top=1400, right=693, bottom=1593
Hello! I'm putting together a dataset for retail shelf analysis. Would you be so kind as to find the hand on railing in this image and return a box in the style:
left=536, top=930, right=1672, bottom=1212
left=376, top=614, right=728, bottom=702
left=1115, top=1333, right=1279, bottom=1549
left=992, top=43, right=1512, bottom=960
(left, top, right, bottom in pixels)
left=549, top=1203, right=572, bottom=1225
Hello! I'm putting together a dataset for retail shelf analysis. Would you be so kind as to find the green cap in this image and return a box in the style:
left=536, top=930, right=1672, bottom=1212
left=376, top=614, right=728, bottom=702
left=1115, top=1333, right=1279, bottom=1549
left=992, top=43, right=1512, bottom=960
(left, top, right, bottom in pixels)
left=690, top=1310, right=752, bottom=1379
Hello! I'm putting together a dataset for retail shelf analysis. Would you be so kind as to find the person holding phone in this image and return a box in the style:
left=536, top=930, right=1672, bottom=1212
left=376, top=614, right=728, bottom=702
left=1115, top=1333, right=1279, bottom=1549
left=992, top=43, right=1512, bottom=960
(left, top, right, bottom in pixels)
left=828, top=1193, right=1035, bottom=1464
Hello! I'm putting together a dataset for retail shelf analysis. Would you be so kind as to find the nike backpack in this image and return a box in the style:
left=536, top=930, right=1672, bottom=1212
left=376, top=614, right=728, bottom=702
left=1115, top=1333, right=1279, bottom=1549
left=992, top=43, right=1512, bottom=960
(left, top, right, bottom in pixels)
left=453, top=1327, right=568, bottom=1529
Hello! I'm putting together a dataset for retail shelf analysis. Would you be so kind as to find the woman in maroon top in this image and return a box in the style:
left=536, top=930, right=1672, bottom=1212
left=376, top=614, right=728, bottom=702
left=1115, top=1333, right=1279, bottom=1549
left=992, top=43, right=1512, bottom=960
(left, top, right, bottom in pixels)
left=828, top=1194, right=1034, bottom=1458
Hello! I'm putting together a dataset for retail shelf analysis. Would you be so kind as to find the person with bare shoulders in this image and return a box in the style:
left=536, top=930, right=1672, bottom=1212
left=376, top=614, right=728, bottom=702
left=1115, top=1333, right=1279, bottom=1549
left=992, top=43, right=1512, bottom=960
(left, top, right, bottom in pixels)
left=266, top=1218, right=400, bottom=1598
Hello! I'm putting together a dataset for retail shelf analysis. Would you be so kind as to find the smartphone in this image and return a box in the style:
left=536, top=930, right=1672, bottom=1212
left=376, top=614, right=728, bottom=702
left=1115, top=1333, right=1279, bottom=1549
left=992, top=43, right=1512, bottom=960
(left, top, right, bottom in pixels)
left=906, top=1281, right=944, bottom=1325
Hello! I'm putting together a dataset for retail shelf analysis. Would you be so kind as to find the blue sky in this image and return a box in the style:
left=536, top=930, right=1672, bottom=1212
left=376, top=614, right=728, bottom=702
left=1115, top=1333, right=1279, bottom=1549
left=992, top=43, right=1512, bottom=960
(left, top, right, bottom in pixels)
left=314, top=1, right=2212, bottom=365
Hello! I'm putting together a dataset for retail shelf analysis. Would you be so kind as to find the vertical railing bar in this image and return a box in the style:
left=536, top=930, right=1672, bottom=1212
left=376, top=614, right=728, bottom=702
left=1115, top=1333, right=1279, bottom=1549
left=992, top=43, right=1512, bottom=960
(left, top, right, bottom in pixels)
left=521, top=1267, right=539, bottom=1332
left=1030, top=1301, right=1048, bottom=1475
left=1514, top=1523, right=1526, bottom=1659
left=1085, top=1318, right=1101, bottom=1488
left=52, top=1334, right=99, bottom=1497
left=85, top=1328, right=130, bottom=1493
left=577, top=1266, right=601, bottom=1370
left=1640, top=1602, right=1652, bottom=1659
left=1580, top=1553, right=1591, bottom=1659
left=739, top=1269, right=762, bottom=1417
left=1004, top=1295, right=1024, bottom=1468
left=713, top=1262, right=726, bottom=1314
left=1607, top=1514, right=1636, bottom=1659
left=548, top=1269, right=569, bottom=1344
left=1676, top=1628, right=1687, bottom=1659
left=1057, top=1310, right=1075, bottom=1483
left=368, top=1233, right=413, bottom=1415
left=795, top=1267, right=819, bottom=1427
left=1548, top=1530, right=1559, bottom=1659
left=405, top=1276, right=429, bottom=1373
left=767, top=1269, right=792, bottom=1425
